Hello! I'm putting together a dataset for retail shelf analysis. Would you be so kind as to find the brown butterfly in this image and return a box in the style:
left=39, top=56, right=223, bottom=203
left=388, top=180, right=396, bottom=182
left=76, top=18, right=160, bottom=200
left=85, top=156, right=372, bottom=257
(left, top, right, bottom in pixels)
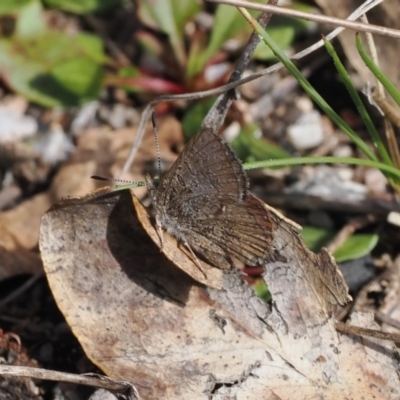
left=145, top=128, right=276, bottom=270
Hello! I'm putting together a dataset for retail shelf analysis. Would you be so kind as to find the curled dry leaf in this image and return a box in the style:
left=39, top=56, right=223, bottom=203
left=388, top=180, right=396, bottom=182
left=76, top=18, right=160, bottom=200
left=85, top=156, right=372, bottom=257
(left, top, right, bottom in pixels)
left=39, top=189, right=399, bottom=399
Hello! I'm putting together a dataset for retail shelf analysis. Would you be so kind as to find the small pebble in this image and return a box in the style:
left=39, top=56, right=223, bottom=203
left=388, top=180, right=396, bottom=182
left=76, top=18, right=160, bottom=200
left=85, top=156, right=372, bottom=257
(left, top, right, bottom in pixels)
left=287, top=110, right=324, bottom=150
left=364, top=168, right=388, bottom=194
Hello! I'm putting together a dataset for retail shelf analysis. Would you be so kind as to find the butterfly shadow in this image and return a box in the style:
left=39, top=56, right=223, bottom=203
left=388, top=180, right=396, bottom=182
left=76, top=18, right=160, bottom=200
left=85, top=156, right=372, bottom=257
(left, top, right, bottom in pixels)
left=105, top=190, right=200, bottom=306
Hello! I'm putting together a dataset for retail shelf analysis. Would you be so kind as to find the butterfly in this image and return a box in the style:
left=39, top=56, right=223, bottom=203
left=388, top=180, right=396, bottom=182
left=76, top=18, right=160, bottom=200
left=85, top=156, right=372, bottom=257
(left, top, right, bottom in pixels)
left=145, top=128, right=276, bottom=270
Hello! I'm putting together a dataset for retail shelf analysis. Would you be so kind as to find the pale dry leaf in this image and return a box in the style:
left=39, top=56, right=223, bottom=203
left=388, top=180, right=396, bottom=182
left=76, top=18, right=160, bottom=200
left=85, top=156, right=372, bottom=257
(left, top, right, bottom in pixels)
left=260, top=202, right=351, bottom=323
left=39, top=189, right=400, bottom=399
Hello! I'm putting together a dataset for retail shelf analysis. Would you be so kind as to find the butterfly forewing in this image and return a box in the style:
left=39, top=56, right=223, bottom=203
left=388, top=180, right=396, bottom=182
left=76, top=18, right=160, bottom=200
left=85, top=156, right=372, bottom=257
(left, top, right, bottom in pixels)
left=156, top=128, right=248, bottom=208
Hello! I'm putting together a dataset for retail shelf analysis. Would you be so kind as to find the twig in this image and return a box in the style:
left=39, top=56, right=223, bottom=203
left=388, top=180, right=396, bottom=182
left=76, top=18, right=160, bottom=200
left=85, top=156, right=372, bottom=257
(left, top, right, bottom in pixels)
left=335, top=321, right=400, bottom=343
left=372, top=92, right=400, bottom=131
left=119, top=0, right=385, bottom=177
left=209, top=0, right=400, bottom=39
left=359, top=14, right=384, bottom=97
left=0, top=365, right=140, bottom=399
left=202, top=0, right=278, bottom=132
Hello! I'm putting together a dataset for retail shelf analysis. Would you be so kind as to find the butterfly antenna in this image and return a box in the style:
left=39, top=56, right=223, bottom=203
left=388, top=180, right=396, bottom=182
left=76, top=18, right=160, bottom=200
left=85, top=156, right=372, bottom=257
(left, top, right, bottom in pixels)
left=151, top=111, right=162, bottom=180
left=91, top=175, right=146, bottom=187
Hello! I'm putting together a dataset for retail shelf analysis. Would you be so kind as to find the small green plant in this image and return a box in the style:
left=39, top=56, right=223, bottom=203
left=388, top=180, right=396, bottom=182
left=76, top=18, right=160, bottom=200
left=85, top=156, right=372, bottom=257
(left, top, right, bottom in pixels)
left=113, top=1, right=309, bottom=93
left=0, top=0, right=109, bottom=107
left=0, top=0, right=310, bottom=108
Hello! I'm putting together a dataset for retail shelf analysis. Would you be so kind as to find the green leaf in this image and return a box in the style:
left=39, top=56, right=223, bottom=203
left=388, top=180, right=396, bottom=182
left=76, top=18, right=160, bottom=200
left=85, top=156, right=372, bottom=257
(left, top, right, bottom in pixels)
left=170, top=0, right=201, bottom=34
left=333, top=233, right=379, bottom=263
left=137, top=0, right=200, bottom=68
left=243, top=156, right=400, bottom=180
left=0, top=0, right=33, bottom=14
left=49, top=57, right=103, bottom=100
left=231, top=124, right=291, bottom=163
left=73, top=33, right=109, bottom=64
left=323, top=37, right=392, bottom=169
left=301, top=226, right=379, bottom=263
left=42, top=0, right=123, bottom=14
left=300, top=226, right=336, bottom=252
left=187, top=2, right=261, bottom=77
left=0, top=32, right=106, bottom=107
left=15, top=0, right=46, bottom=36
left=208, top=4, right=250, bottom=56
left=189, top=5, right=246, bottom=76
left=253, top=281, right=271, bottom=302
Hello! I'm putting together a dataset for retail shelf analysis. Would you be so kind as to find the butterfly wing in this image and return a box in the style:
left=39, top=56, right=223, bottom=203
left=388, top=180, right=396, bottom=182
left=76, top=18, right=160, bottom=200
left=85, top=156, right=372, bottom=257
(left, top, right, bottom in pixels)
left=155, top=128, right=248, bottom=207
left=180, top=193, right=276, bottom=267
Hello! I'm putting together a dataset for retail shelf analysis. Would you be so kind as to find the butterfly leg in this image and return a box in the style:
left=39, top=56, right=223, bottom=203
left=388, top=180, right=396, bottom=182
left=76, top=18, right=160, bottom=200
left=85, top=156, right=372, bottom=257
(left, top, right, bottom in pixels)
left=182, top=241, right=207, bottom=279
left=155, top=216, right=165, bottom=251
left=145, top=173, right=165, bottom=250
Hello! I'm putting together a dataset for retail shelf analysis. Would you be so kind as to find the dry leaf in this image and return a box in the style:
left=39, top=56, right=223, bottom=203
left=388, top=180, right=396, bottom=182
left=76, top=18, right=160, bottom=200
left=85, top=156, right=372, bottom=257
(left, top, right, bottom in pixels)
left=39, top=189, right=400, bottom=399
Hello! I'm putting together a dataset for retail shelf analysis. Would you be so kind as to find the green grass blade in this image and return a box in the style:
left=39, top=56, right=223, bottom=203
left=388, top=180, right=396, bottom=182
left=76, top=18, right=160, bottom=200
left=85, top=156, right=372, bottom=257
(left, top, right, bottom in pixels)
left=356, top=33, right=400, bottom=107
left=323, top=37, right=392, bottom=167
left=244, top=156, right=400, bottom=180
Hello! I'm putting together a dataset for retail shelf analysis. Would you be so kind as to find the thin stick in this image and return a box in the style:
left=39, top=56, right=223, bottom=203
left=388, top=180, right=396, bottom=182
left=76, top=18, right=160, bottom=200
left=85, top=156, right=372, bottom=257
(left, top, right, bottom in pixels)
left=202, top=0, right=278, bottom=132
left=335, top=321, right=400, bottom=343
left=0, top=365, right=139, bottom=399
left=209, top=0, right=400, bottom=39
